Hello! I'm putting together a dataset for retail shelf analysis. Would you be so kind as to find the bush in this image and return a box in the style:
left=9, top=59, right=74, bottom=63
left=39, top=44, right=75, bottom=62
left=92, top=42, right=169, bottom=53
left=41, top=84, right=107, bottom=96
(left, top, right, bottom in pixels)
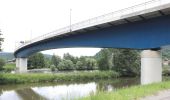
left=0, top=58, right=5, bottom=70
left=3, top=63, right=15, bottom=72
left=50, top=65, right=56, bottom=72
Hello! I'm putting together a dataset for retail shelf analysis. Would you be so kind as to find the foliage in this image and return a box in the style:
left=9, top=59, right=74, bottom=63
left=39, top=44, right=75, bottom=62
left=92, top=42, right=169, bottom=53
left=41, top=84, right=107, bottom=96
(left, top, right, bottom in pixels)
left=112, top=49, right=140, bottom=76
left=0, top=71, right=119, bottom=84
left=162, top=66, right=170, bottom=76
left=162, top=49, right=170, bottom=60
left=95, top=48, right=140, bottom=76
left=76, top=56, right=87, bottom=70
left=28, top=53, right=45, bottom=69
left=44, top=57, right=52, bottom=68
left=76, top=61, right=85, bottom=70
left=96, top=49, right=112, bottom=70
left=57, top=59, right=75, bottom=70
left=80, top=81, right=170, bottom=100
left=50, top=65, right=56, bottom=72
left=51, top=54, right=61, bottom=67
left=85, top=58, right=97, bottom=70
left=0, top=58, right=5, bottom=70
left=63, top=53, right=78, bottom=64
left=3, top=63, right=15, bottom=72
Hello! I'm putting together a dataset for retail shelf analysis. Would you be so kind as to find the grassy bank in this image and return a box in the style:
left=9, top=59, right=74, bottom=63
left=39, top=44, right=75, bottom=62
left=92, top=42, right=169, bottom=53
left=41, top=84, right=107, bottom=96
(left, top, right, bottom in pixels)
left=0, top=71, right=119, bottom=84
left=80, top=81, right=170, bottom=100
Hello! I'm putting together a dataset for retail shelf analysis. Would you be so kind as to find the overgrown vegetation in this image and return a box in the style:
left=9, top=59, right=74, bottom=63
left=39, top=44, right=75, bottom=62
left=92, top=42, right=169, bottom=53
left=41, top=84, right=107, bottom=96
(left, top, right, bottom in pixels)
left=0, top=58, right=5, bottom=71
left=26, top=48, right=140, bottom=77
left=0, top=71, right=120, bottom=84
left=3, top=63, right=15, bottom=72
left=80, top=81, right=170, bottom=100
left=28, top=53, right=46, bottom=69
left=95, top=48, right=140, bottom=76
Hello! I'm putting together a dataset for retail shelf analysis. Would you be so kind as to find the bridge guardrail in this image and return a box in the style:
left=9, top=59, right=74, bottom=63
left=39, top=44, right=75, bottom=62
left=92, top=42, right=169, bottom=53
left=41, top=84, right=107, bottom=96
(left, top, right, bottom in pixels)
left=16, top=0, right=170, bottom=51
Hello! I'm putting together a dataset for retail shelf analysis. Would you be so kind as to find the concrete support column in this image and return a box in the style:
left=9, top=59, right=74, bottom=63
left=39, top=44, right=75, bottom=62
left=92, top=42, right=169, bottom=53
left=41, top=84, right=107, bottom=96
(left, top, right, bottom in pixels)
left=16, top=58, right=27, bottom=73
left=141, top=50, right=162, bottom=85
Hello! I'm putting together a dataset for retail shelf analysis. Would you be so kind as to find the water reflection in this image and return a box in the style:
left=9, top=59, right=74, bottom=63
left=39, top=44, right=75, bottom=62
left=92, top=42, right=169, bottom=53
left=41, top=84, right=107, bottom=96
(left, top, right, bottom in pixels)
left=32, top=83, right=96, bottom=100
left=0, top=78, right=139, bottom=100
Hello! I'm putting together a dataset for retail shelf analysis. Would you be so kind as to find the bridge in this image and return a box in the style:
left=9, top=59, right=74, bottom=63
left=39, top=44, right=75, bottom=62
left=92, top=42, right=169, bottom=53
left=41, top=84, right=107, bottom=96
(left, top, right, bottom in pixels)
left=14, top=0, right=170, bottom=84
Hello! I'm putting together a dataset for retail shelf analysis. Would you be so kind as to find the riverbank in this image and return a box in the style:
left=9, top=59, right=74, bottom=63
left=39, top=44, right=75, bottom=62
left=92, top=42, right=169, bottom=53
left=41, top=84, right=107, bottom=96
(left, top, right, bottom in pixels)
left=0, top=71, right=120, bottom=84
left=80, top=80, right=170, bottom=100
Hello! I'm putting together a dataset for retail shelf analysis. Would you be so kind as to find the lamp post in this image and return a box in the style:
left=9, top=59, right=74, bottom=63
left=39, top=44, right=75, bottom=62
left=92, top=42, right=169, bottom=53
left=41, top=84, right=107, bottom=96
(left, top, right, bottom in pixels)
left=70, top=9, right=72, bottom=32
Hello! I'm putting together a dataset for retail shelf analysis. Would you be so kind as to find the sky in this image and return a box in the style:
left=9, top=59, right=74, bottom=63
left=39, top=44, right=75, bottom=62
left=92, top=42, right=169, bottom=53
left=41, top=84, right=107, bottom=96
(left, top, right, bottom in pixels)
left=0, top=0, right=147, bottom=57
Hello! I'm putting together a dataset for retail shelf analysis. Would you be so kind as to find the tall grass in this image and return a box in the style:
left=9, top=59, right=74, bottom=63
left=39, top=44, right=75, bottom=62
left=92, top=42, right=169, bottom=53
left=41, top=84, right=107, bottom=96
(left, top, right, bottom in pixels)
left=80, top=81, right=170, bottom=100
left=0, top=71, right=120, bottom=84
left=3, top=63, right=16, bottom=72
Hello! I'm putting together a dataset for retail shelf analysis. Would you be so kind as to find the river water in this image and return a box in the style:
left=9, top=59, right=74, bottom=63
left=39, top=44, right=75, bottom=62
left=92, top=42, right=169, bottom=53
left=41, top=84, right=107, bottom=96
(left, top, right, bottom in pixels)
left=0, top=78, right=139, bottom=100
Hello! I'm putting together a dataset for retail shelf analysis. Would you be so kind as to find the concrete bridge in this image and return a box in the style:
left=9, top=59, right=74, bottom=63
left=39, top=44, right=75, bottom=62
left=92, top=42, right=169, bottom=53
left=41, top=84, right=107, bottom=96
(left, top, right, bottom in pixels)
left=14, top=0, right=170, bottom=84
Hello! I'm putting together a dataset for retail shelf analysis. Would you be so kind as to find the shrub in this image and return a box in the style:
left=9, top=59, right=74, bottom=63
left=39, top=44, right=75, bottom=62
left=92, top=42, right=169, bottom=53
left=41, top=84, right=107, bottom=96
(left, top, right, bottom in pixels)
left=0, top=58, right=5, bottom=70
left=50, top=65, right=56, bottom=72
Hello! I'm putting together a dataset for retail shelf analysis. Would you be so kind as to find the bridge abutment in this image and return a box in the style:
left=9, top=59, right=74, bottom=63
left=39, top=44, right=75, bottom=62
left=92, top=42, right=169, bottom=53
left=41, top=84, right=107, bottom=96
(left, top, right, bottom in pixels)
left=16, top=58, right=27, bottom=73
left=141, top=50, right=162, bottom=85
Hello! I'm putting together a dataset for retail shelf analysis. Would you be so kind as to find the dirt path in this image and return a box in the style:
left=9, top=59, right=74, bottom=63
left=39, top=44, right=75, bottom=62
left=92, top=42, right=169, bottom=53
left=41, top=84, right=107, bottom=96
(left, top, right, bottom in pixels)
left=140, top=89, right=170, bottom=100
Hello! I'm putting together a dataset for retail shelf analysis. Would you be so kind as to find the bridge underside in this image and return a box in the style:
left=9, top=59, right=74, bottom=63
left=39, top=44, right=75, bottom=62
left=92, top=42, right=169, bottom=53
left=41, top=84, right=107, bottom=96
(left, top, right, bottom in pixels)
left=15, top=15, right=170, bottom=58
left=14, top=15, right=170, bottom=85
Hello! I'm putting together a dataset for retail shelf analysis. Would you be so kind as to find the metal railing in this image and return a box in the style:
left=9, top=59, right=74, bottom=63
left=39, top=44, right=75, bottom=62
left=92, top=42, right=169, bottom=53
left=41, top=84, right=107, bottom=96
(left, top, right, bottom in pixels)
left=16, top=0, right=170, bottom=50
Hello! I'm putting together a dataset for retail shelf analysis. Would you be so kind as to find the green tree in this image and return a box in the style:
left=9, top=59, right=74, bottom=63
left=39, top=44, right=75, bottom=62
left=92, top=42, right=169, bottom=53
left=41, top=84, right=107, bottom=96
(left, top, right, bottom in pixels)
left=76, top=61, right=84, bottom=70
left=44, top=57, right=52, bottom=68
left=57, top=59, right=74, bottom=70
left=95, top=48, right=112, bottom=70
left=113, top=49, right=140, bottom=76
left=51, top=54, right=61, bottom=67
left=0, top=30, right=4, bottom=51
left=0, top=58, right=5, bottom=70
left=63, top=53, right=78, bottom=64
left=28, top=53, right=45, bottom=69
left=85, top=58, right=97, bottom=70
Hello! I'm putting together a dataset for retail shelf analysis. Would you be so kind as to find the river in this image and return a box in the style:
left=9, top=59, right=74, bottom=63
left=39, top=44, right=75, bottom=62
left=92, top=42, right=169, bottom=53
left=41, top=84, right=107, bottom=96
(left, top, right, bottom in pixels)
left=0, top=78, right=139, bottom=100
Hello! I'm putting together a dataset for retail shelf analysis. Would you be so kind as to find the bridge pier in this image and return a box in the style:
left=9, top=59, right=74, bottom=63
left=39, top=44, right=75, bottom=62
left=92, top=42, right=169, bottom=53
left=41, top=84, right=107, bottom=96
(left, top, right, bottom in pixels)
left=141, top=50, right=162, bottom=85
left=16, top=58, right=27, bottom=73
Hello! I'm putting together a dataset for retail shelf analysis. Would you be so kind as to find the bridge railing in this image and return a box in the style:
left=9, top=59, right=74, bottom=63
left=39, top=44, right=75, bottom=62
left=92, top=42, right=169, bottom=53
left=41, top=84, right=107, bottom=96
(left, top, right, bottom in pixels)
left=16, top=0, right=170, bottom=50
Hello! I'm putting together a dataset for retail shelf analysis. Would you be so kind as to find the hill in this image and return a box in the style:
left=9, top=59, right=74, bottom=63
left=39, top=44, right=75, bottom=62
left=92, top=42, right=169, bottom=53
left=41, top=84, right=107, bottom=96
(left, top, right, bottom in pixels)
left=0, top=52, right=14, bottom=61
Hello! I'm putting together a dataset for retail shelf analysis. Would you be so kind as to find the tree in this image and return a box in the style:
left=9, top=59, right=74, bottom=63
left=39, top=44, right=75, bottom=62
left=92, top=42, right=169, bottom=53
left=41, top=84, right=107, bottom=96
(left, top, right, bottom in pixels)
left=85, top=58, right=97, bottom=70
left=57, top=59, right=74, bottom=70
left=76, top=61, right=84, bottom=70
left=0, top=30, right=4, bottom=51
left=95, top=48, right=140, bottom=76
left=113, top=49, right=140, bottom=76
left=51, top=54, right=61, bottom=67
left=28, top=53, right=45, bottom=69
left=63, top=53, right=78, bottom=64
left=0, top=58, right=5, bottom=70
left=95, top=48, right=112, bottom=70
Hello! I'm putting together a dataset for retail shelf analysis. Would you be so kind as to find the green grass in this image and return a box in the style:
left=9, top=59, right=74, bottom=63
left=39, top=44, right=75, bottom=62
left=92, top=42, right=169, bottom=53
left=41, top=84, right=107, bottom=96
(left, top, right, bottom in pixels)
left=80, top=81, right=170, bottom=100
left=0, top=71, right=120, bottom=84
